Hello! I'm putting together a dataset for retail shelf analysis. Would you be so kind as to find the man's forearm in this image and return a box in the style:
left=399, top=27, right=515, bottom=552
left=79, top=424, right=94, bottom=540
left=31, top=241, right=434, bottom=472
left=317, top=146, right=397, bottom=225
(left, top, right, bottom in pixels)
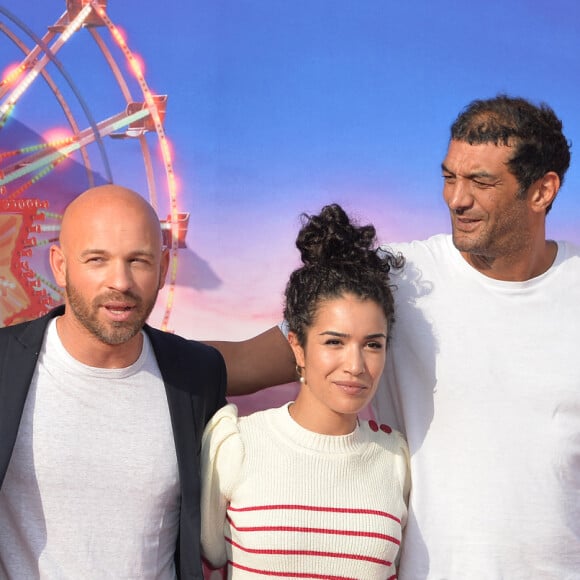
left=206, top=326, right=296, bottom=396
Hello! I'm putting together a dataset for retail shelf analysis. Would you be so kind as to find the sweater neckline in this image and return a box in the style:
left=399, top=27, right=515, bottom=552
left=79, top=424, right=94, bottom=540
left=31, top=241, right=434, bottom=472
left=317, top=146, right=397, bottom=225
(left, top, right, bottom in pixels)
left=269, top=403, right=367, bottom=454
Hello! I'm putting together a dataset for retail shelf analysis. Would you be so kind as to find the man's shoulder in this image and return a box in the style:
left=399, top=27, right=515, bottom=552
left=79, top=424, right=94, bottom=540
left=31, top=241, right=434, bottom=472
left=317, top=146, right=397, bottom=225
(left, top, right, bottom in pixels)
left=144, top=325, right=218, bottom=354
left=0, top=307, right=61, bottom=343
left=144, top=326, right=224, bottom=363
left=145, top=327, right=227, bottom=410
left=380, top=233, right=451, bottom=256
left=380, top=233, right=454, bottom=276
left=558, top=239, right=580, bottom=258
left=554, top=240, right=580, bottom=280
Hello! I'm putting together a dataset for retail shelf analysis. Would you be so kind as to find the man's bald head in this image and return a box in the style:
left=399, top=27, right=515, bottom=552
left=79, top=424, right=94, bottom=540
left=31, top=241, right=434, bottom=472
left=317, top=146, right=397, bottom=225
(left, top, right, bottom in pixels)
left=59, top=184, right=164, bottom=251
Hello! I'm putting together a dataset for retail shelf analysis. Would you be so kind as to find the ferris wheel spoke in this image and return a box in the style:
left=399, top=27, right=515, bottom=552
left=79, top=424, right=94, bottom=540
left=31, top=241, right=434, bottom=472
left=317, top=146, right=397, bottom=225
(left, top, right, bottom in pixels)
left=0, top=107, right=156, bottom=191
left=0, top=6, right=94, bottom=125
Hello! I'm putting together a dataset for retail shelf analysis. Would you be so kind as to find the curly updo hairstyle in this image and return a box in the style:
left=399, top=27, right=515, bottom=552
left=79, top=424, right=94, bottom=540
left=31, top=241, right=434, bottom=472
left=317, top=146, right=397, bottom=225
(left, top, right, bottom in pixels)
left=284, top=204, right=404, bottom=347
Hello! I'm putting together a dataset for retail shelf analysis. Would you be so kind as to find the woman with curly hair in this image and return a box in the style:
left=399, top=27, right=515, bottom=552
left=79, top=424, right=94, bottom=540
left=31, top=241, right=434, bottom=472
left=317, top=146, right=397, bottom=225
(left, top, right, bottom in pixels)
left=201, top=204, right=409, bottom=579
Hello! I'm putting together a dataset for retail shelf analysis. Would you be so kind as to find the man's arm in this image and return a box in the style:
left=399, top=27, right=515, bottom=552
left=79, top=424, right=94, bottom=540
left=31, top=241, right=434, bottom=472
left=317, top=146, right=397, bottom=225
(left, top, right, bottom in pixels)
left=206, top=326, right=296, bottom=396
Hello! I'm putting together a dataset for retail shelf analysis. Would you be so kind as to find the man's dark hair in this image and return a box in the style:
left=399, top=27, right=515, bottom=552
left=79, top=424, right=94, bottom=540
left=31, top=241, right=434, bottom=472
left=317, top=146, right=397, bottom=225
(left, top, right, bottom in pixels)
left=451, top=95, right=571, bottom=212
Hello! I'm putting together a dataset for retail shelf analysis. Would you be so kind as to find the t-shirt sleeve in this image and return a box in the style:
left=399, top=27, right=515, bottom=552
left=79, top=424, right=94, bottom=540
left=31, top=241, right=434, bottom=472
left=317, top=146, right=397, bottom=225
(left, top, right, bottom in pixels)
left=200, top=403, right=244, bottom=568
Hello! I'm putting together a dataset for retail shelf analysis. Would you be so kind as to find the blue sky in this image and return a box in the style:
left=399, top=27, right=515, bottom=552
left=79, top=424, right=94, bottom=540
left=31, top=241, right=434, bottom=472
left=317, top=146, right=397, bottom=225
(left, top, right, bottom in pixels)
left=1, top=0, right=579, bottom=335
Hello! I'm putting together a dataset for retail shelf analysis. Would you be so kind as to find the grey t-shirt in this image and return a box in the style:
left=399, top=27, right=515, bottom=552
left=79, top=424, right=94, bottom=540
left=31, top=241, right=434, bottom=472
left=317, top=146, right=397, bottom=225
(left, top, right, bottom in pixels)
left=0, top=319, right=180, bottom=579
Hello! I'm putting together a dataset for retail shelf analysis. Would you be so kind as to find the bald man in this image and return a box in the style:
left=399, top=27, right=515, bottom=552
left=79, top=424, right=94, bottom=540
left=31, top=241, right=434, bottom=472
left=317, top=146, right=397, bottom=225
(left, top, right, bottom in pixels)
left=0, top=185, right=226, bottom=579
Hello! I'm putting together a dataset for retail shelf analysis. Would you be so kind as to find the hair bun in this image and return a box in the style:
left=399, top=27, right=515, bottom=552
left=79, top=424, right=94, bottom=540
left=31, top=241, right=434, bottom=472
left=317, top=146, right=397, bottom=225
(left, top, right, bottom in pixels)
left=284, top=202, right=404, bottom=346
left=296, top=204, right=376, bottom=267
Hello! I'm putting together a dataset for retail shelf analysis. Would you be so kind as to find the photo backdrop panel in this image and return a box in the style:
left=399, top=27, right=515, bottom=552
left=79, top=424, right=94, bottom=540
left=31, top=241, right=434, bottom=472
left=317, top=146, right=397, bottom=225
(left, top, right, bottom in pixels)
left=2, top=1, right=579, bottom=413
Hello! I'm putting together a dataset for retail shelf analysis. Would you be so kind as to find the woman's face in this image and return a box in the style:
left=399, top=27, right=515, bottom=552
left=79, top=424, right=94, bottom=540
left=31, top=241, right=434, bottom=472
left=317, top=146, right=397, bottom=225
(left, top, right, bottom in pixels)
left=289, top=293, right=388, bottom=432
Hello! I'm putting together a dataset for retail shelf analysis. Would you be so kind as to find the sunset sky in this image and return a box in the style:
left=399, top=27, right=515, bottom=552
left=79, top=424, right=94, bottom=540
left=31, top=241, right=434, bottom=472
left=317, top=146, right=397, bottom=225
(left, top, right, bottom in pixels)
left=2, top=0, right=579, bottom=346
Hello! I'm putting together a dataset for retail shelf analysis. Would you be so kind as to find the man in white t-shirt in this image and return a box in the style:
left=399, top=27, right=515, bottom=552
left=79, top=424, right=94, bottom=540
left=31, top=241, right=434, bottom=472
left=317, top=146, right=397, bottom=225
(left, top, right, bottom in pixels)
left=211, top=95, right=580, bottom=579
left=0, top=186, right=227, bottom=579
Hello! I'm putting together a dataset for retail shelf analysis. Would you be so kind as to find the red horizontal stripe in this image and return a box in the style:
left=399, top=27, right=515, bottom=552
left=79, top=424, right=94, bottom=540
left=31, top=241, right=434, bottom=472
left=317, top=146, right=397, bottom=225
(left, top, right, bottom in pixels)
left=226, top=537, right=393, bottom=566
left=227, top=515, right=399, bottom=545
left=229, top=503, right=401, bottom=524
left=229, top=561, right=359, bottom=580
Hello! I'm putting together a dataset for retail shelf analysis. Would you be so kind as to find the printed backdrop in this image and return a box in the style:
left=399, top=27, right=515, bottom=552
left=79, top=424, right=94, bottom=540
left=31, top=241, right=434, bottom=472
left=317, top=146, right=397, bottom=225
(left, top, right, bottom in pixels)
left=2, top=2, right=579, bottom=578
left=2, top=1, right=580, bottom=418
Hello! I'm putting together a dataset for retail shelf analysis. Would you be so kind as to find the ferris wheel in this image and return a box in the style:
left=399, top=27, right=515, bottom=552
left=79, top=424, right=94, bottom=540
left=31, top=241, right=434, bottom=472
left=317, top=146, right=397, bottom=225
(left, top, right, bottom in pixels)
left=0, top=0, right=187, bottom=329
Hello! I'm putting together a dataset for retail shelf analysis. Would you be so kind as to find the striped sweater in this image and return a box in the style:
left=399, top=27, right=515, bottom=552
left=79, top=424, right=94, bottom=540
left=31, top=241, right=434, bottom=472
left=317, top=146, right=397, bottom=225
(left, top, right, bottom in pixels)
left=201, top=403, right=410, bottom=579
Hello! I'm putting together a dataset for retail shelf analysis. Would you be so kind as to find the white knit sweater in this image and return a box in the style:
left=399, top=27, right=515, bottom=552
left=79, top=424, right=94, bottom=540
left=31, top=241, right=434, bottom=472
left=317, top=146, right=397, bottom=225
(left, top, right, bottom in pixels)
left=201, top=403, right=410, bottom=579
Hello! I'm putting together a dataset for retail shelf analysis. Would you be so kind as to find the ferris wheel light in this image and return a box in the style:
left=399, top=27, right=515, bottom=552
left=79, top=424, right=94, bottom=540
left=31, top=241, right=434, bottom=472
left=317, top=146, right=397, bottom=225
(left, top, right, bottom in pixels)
left=159, top=137, right=173, bottom=164
left=0, top=63, right=25, bottom=89
left=129, top=53, right=145, bottom=77
left=42, top=128, right=73, bottom=146
left=110, top=24, right=127, bottom=45
left=0, top=69, right=39, bottom=118
left=60, top=4, right=93, bottom=42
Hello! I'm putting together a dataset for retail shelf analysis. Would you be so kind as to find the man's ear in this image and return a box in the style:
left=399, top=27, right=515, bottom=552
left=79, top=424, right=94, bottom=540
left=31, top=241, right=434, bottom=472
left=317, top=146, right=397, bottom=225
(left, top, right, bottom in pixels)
left=288, top=331, right=305, bottom=368
left=49, top=244, right=67, bottom=288
left=529, top=171, right=559, bottom=214
left=158, top=246, right=170, bottom=290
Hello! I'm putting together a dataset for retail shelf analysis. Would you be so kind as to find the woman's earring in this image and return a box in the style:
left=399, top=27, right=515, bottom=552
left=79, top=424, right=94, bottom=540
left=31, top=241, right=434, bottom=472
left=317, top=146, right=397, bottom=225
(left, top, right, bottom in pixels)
left=296, top=365, right=305, bottom=384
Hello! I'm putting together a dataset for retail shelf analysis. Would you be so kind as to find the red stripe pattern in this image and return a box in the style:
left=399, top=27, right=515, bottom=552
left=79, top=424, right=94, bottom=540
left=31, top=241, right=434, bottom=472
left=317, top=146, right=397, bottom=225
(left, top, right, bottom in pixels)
left=201, top=404, right=410, bottom=579
left=223, top=501, right=401, bottom=577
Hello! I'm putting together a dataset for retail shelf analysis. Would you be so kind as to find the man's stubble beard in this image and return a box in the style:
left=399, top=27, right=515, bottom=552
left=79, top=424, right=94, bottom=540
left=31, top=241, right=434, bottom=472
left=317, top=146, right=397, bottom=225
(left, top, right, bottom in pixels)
left=65, top=278, right=157, bottom=346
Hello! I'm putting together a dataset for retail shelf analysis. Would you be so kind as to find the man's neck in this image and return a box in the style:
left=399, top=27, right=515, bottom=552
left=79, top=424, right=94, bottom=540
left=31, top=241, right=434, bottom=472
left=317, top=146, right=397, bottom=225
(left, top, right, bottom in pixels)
left=55, top=316, right=144, bottom=369
left=460, top=240, right=558, bottom=282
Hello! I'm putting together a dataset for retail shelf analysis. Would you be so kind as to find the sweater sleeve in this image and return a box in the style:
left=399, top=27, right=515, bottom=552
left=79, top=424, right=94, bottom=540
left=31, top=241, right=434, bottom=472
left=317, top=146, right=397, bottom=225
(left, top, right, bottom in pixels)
left=396, top=431, right=411, bottom=527
left=390, top=430, right=411, bottom=570
left=200, top=403, right=244, bottom=568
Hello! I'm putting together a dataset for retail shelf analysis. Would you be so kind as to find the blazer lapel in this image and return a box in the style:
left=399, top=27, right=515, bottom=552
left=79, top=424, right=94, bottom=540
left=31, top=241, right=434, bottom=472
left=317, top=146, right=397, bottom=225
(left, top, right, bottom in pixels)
left=145, top=327, right=202, bottom=578
left=145, top=326, right=198, bottom=480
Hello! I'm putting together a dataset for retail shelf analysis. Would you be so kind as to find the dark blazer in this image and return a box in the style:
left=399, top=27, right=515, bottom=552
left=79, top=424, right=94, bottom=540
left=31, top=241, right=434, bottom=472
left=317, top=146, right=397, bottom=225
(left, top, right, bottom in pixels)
left=0, top=306, right=227, bottom=579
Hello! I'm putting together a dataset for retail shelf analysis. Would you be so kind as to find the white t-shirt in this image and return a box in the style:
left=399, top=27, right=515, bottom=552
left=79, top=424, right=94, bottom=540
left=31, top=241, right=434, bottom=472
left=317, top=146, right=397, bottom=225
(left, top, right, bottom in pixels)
left=373, top=234, right=580, bottom=579
left=0, top=319, right=180, bottom=579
